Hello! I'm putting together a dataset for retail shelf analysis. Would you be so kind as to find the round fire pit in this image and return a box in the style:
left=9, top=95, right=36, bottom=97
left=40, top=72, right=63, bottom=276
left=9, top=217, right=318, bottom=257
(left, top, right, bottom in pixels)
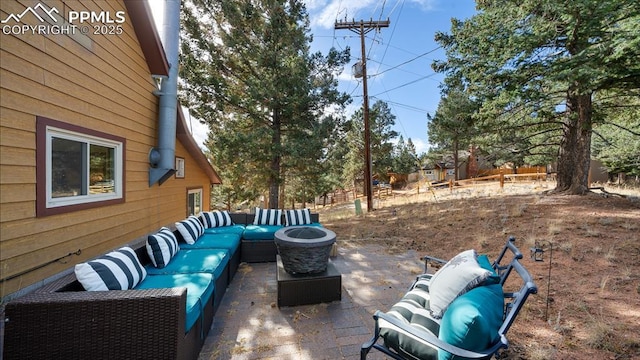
left=274, top=226, right=336, bottom=274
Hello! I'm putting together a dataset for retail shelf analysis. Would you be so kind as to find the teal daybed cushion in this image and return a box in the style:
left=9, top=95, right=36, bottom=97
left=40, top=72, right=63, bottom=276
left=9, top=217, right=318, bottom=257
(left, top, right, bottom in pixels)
left=291, top=222, right=323, bottom=227
left=203, top=224, right=246, bottom=236
left=242, top=225, right=282, bottom=240
left=136, top=272, right=214, bottom=333
left=438, top=282, right=504, bottom=360
left=145, top=249, right=229, bottom=280
left=180, top=233, right=240, bottom=254
left=436, top=254, right=503, bottom=360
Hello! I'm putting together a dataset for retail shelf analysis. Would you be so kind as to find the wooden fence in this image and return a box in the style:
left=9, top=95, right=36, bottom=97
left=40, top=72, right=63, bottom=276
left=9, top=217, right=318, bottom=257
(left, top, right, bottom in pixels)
left=316, top=172, right=550, bottom=207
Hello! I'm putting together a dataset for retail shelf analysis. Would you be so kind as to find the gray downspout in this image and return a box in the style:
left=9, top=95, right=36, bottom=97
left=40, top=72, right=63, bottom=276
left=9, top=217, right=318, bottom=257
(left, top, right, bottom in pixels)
left=149, top=0, right=180, bottom=186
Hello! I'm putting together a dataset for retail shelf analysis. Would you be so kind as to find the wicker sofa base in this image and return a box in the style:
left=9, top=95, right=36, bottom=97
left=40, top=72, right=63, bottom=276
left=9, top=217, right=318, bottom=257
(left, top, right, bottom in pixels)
left=241, top=239, right=278, bottom=262
left=3, top=242, right=237, bottom=360
left=3, top=272, right=215, bottom=360
left=228, top=245, right=241, bottom=282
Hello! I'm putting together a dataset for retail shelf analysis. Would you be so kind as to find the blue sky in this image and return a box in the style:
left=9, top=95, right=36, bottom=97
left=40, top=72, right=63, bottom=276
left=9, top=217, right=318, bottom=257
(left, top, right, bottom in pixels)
left=304, top=0, right=477, bottom=154
left=149, top=0, right=478, bottom=154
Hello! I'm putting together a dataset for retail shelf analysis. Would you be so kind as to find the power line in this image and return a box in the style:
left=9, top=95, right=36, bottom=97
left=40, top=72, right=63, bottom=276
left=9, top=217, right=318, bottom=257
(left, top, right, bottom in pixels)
left=369, top=46, right=441, bottom=77
left=371, top=97, right=429, bottom=113
left=374, top=0, right=403, bottom=76
left=371, top=73, right=438, bottom=97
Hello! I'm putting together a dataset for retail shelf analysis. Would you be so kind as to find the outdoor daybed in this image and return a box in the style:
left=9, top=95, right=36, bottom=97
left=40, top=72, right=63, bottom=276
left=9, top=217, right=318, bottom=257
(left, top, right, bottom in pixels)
left=361, top=236, right=538, bottom=360
left=3, top=208, right=321, bottom=360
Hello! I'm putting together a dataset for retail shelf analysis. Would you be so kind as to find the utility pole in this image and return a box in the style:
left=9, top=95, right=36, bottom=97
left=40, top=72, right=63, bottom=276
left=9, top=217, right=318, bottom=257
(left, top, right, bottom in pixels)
left=335, top=19, right=390, bottom=212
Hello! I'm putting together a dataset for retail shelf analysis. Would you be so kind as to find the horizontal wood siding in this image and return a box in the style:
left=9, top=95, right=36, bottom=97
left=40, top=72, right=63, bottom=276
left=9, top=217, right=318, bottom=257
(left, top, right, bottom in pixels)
left=0, top=0, right=212, bottom=299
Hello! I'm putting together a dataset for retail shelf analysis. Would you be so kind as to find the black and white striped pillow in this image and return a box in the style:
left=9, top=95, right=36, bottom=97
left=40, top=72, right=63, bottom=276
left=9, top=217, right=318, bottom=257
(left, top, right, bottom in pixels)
left=74, top=247, right=147, bottom=291
left=378, top=286, right=440, bottom=359
left=253, top=207, right=282, bottom=225
left=200, top=210, right=233, bottom=228
left=176, top=215, right=204, bottom=244
left=285, top=208, right=312, bottom=226
left=146, top=227, right=179, bottom=268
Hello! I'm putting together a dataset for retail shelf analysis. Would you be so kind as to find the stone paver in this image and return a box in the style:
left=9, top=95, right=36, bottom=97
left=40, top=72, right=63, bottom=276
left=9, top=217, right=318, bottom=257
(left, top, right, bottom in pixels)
left=198, top=242, right=424, bottom=360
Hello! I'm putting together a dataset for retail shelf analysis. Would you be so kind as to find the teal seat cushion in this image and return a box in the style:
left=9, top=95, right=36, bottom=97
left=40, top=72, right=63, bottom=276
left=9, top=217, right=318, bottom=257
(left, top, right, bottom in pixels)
left=203, top=224, right=245, bottom=236
left=136, top=272, right=214, bottom=333
left=242, top=225, right=282, bottom=240
left=180, top=233, right=240, bottom=254
left=298, top=222, right=323, bottom=227
left=438, top=283, right=504, bottom=360
left=145, top=249, right=229, bottom=280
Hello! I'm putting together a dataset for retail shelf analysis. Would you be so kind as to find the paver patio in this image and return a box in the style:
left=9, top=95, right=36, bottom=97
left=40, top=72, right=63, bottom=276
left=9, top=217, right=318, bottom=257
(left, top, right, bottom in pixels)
left=198, top=241, right=424, bottom=360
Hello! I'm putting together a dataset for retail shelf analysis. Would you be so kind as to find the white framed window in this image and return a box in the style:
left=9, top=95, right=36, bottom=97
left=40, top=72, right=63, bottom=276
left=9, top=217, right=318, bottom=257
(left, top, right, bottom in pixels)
left=175, top=157, right=185, bottom=178
left=187, top=188, right=203, bottom=216
left=37, top=117, right=125, bottom=216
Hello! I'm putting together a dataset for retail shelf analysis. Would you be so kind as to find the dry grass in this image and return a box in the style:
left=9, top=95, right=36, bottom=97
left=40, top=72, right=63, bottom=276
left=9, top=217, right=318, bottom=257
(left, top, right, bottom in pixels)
left=318, top=181, right=640, bottom=360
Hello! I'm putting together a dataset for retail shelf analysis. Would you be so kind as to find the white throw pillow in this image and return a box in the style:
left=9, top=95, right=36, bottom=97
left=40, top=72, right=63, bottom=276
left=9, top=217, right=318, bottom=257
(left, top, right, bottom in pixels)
left=428, top=249, right=494, bottom=318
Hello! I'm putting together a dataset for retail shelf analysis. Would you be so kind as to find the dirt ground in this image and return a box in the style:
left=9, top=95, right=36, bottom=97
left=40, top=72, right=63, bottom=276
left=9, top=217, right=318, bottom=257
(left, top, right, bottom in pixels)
left=318, top=182, right=640, bottom=360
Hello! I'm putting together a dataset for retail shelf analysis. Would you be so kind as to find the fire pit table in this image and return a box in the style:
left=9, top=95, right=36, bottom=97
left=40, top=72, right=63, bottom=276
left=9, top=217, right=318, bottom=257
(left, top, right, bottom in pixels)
left=274, top=226, right=341, bottom=307
left=274, top=226, right=336, bottom=274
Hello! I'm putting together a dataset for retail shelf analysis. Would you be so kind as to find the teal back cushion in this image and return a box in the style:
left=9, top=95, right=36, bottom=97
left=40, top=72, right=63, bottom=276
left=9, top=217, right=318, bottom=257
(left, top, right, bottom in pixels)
left=438, top=282, right=504, bottom=360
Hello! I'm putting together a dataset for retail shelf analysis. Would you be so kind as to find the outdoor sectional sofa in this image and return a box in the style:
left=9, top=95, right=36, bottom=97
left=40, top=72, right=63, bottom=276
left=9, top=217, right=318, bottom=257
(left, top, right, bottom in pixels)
left=3, top=208, right=321, bottom=360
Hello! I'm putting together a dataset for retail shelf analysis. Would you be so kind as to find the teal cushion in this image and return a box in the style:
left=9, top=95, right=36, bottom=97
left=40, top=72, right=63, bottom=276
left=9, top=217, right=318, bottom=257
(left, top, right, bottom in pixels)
left=180, top=233, right=240, bottom=254
left=438, top=283, right=504, bottom=360
left=477, top=255, right=500, bottom=282
left=304, top=222, right=323, bottom=227
left=136, top=273, right=214, bottom=333
left=145, top=249, right=229, bottom=280
left=242, top=225, right=282, bottom=240
left=203, top=224, right=246, bottom=236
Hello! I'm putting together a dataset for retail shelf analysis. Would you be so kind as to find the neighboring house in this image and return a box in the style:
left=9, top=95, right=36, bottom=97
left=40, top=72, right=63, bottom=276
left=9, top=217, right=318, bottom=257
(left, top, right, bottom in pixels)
left=0, top=0, right=221, bottom=301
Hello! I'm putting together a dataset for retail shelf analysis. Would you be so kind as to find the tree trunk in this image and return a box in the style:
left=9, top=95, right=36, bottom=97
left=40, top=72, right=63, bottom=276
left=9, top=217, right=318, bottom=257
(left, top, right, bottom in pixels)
left=268, top=110, right=281, bottom=209
left=453, top=138, right=459, bottom=181
left=555, top=91, right=593, bottom=194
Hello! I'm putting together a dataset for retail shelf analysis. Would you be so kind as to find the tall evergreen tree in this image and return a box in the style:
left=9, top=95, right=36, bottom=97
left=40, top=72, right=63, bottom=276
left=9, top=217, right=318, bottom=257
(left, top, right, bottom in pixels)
left=180, top=0, right=350, bottom=208
left=591, top=90, right=640, bottom=178
left=342, top=100, right=398, bottom=187
left=433, top=0, right=640, bottom=194
left=427, top=90, right=478, bottom=180
left=392, top=136, right=418, bottom=174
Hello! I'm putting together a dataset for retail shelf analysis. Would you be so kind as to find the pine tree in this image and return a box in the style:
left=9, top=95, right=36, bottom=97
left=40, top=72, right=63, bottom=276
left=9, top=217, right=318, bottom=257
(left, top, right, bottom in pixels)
left=180, top=0, right=350, bottom=208
left=433, top=0, right=640, bottom=194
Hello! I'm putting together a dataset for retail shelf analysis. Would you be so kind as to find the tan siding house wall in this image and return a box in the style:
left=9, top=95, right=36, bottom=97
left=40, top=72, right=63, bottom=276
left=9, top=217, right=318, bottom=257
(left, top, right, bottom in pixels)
left=0, top=0, right=217, bottom=299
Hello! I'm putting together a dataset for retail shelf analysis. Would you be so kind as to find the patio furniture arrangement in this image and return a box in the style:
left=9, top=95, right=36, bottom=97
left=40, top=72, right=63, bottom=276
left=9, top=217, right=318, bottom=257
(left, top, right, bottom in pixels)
left=360, top=236, right=538, bottom=360
left=3, top=208, right=321, bottom=360
left=274, top=226, right=336, bottom=274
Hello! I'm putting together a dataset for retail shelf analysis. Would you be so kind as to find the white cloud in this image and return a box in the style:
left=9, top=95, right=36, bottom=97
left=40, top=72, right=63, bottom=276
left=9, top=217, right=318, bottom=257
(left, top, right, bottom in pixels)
left=182, top=108, right=209, bottom=150
left=411, top=138, right=430, bottom=155
left=307, top=0, right=378, bottom=29
left=304, top=0, right=438, bottom=29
